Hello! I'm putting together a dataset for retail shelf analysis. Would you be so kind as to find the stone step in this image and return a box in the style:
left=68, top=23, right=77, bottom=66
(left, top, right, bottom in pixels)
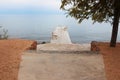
left=37, top=43, right=91, bottom=51
left=25, top=50, right=98, bottom=54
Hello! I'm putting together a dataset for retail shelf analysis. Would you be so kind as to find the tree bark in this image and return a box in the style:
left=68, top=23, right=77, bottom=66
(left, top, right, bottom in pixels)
left=110, top=7, right=120, bottom=47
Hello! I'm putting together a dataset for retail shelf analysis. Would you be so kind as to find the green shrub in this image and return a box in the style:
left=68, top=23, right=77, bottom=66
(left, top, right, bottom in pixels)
left=0, top=26, right=8, bottom=40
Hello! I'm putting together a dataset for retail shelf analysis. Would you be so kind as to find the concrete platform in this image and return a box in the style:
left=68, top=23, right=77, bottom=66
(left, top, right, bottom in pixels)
left=18, top=50, right=106, bottom=80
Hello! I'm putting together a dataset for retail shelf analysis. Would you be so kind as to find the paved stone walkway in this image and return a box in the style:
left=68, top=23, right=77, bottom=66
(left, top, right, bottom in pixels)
left=18, top=50, right=106, bottom=80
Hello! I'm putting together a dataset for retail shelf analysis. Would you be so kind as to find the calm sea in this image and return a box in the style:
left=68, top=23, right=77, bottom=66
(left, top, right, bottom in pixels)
left=0, top=14, right=120, bottom=43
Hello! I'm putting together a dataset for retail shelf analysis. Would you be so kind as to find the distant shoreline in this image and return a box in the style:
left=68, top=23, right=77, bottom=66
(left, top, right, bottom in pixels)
left=9, top=36, right=111, bottom=44
left=9, top=37, right=92, bottom=44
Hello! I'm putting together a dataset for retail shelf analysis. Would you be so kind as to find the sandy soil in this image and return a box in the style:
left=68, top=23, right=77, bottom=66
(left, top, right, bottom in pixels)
left=1, top=40, right=115, bottom=80
left=0, top=39, right=35, bottom=80
left=18, top=44, right=106, bottom=80
left=98, top=43, right=120, bottom=80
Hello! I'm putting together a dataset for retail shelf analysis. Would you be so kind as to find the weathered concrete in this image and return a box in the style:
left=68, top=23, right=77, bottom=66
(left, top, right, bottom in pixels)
left=51, top=27, right=72, bottom=44
left=18, top=44, right=106, bottom=80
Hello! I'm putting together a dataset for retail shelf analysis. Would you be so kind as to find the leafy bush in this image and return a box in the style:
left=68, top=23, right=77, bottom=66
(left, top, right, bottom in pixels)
left=0, top=26, right=8, bottom=40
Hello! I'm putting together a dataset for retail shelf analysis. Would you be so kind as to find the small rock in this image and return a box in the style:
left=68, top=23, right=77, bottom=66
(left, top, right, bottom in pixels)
left=91, top=41, right=100, bottom=51
left=28, top=41, right=37, bottom=50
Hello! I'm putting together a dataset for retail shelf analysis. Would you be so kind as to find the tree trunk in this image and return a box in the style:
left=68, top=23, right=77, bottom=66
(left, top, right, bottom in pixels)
left=110, top=7, right=120, bottom=47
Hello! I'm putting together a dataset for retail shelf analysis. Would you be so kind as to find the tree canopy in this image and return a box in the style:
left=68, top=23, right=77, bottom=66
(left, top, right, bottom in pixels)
left=61, top=0, right=120, bottom=47
left=61, top=0, right=119, bottom=23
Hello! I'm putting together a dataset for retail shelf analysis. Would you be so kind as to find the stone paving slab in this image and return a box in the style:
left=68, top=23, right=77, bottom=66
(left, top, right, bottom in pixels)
left=18, top=51, right=106, bottom=80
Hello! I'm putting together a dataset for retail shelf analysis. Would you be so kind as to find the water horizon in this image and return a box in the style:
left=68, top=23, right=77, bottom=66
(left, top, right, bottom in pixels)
left=0, top=14, right=120, bottom=44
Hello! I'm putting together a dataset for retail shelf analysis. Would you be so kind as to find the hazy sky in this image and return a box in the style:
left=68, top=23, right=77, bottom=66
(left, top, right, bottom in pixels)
left=0, top=0, right=63, bottom=14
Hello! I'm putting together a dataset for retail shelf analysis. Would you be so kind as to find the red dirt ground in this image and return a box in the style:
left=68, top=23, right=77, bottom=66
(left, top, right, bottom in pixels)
left=0, top=39, right=35, bottom=80
left=0, top=40, right=119, bottom=80
left=98, top=42, right=120, bottom=80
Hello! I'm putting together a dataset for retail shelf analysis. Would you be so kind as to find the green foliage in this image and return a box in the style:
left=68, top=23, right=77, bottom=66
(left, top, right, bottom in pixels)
left=60, top=0, right=120, bottom=23
left=61, top=0, right=120, bottom=47
left=2, top=29, right=8, bottom=39
left=0, top=26, right=8, bottom=40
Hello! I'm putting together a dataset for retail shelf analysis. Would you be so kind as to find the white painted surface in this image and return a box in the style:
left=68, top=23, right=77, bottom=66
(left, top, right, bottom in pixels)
left=51, top=27, right=72, bottom=44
